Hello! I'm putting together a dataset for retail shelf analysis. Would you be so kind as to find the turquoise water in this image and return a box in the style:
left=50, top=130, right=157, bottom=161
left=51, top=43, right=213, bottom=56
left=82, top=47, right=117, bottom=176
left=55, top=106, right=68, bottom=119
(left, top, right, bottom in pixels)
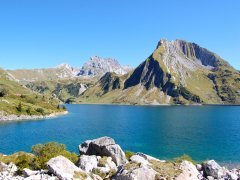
left=0, top=105, right=240, bottom=164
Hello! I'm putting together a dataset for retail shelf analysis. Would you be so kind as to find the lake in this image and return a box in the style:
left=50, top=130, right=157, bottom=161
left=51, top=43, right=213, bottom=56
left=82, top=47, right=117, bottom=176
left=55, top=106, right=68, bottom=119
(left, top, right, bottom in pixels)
left=0, top=104, right=240, bottom=165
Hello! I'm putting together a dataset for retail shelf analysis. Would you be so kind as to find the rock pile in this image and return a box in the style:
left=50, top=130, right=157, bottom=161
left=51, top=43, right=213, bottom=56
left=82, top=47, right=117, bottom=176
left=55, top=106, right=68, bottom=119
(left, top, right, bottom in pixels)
left=0, top=136, right=240, bottom=180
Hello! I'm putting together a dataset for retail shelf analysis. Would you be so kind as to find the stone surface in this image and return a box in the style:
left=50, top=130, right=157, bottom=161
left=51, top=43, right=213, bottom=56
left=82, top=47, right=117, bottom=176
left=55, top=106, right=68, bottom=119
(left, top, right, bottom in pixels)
left=0, top=162, right=20, bottom=180
left=114, top=165, right=158, bottom=180
left=202, top=160, right=228, bottom=179
left=47, top=155, right=91, bottom=180
left=79, top=136, right=127, bottom=166
left=77, top=155, right=98, bottom=172
left=130, top=155, right=149, bottom=165
left=22, top=168, right=39, bottom=177
left=176, top=160, right=201, bottom=180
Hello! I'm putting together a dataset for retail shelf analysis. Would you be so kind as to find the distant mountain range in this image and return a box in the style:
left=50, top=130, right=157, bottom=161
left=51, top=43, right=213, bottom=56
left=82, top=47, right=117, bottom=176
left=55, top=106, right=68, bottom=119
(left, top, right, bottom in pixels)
left=7, top=56, right=132, bottom=82
left=3, top=39, right=240, bottom=106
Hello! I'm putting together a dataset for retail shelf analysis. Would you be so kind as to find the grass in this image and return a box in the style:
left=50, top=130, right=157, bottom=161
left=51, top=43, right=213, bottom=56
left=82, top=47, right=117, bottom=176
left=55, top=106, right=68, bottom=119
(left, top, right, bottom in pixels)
left=149, top=160, right=182, bottom=179
left=125, top=151, right=135, bottom=161
left=0, top=69, right=65, bottom=116
left=173, top=154, right=196, bottom=164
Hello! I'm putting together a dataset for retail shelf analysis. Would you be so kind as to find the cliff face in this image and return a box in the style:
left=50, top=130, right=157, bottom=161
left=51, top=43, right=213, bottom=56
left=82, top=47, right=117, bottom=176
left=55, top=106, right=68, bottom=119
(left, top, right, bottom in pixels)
left=79, top=39, right=240, bottom=105
left=78, top=56, right=132, bottom=77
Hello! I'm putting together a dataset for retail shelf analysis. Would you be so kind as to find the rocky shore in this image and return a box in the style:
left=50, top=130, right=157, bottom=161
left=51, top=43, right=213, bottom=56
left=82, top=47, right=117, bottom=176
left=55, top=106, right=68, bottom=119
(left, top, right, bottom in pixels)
left=0, top=111, right=68, bottom=122
left=0, top=136, right=240, bottom=180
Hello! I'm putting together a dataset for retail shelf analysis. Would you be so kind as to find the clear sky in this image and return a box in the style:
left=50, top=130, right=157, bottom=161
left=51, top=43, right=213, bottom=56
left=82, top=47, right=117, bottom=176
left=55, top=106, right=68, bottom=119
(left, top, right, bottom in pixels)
left=0, top=0, right=239, bottom=70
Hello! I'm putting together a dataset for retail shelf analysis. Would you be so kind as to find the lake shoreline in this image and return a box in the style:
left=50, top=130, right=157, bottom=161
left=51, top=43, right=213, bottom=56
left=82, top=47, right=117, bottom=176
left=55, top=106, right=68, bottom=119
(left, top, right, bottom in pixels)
left=0, top=111, right=68, bottom=122
left=74, top=102, right=240, bottom=107
left=1, top=136, right=240, bottom=180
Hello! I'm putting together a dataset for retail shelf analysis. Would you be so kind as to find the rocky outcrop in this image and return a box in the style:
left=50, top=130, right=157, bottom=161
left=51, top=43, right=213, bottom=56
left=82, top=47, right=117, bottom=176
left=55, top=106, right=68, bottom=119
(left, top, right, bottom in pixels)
left=114, top=165, right=158, bottom=180
left=99, top=72, right=121, bottom=94
left=77, top=155, right=98, bottom=172
left=79, top=136, right=127, bottom=166
left=202, top=160, right=229, bottom=179
left=1, top=137, right=240, bottom=180
left=0, top=162, right=19, bottom=180
left=46, top=155, right=91, bottom=180
left=176, top=161, right=202, bottom=180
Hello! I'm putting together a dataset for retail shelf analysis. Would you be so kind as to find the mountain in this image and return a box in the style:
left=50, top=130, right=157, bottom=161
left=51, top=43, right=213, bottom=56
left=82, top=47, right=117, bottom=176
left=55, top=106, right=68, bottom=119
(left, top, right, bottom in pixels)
left=8, top=63, right=79, bottom=82
left=25, top=77, right=97, bottom=103
left=8, top=57, right=131, bottom=82
left=78, top=39, right=240, bottom=105
left=0, top=68, right=64, bottom=116
left=78, top=56, right=132, bottom=77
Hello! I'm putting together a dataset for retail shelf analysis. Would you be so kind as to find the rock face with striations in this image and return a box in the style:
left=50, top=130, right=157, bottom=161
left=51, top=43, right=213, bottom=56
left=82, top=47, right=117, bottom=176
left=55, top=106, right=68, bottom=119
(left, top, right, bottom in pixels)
left=79, top=136, right=127, bottom=166
left=78, top=56, right=131, bottom=77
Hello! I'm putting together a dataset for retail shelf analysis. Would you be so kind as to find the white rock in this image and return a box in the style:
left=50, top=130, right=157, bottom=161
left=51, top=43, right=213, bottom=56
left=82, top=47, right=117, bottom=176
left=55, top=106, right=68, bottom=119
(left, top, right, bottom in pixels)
left=227, top=171, right=238, bottom=180
left=114, top=165, right=157, bottom=180
left=202, top=160, right=228, bottom=179
left=130, top=155, right=148, bottom=165
left=47, top=155, right=92, bottom=180
left=135, top=152, right=165, bottom=163
left=77, top=155, right=98, bottom=172
left=176, top=160, right=200, bottom=180
left=22, top=168, right=39, bottom=177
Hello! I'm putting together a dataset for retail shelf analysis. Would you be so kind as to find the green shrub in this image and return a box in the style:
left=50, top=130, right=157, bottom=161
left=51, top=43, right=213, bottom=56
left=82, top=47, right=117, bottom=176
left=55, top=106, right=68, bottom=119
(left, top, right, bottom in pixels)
left=26, top=107, right=32, bottom=115
left=36, top=108, right=44, bottom=114
left=16, top=102, right=22, bottom=112
left=0, top=87, right=8, bottom=97
left=31, top=142, right=78, bottom=169
left=125, top=151, right=135, bottom=160
left=0, top=152, right=36, bottom=174
left=20, top=94, right=26, bottom=98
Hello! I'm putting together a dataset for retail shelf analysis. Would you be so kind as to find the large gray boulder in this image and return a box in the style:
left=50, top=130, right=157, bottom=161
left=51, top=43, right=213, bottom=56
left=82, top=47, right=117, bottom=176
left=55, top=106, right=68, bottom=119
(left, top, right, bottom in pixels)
left=202, top=160, right=228, bottom=179
left=77, top=155, right=98, bottom=172
left=47, top=155, right=92, bottom=180
left=114, top=165, right=157, bottom=180
left=176, top=160, right=201, bottom=180
left=79, top=136, right=127, bottom=166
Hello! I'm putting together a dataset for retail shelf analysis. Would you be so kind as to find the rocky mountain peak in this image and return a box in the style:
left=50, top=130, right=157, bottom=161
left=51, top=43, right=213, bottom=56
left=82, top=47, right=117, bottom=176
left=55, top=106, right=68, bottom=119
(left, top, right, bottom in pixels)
left=78, top=56, right=131, bottom=77
left=56, top=63, right=73, bottom=70
left=156, top=39, right=221, bottom=68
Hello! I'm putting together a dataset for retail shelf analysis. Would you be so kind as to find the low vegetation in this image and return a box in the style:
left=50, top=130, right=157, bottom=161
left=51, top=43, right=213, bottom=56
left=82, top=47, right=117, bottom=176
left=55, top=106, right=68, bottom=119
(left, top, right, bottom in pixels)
left=173, top=154, right=196, bottom=164
left=0, top=142, right=77, bottom=174
left=125, top=151, right=135, bottom=160
left=0, top=69, right=66, bottom=116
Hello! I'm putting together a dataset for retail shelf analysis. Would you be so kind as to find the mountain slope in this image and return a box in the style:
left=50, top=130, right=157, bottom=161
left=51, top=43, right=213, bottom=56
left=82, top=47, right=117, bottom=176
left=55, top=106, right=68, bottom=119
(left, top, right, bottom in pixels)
left=0, top=68, right=64, bottom=116
left=79, top=39, right=240, bottom=105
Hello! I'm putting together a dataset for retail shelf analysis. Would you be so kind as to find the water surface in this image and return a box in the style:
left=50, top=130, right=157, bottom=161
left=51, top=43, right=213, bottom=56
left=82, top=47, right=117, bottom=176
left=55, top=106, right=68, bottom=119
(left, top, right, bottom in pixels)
left=0, top=104, right=240, bottom=164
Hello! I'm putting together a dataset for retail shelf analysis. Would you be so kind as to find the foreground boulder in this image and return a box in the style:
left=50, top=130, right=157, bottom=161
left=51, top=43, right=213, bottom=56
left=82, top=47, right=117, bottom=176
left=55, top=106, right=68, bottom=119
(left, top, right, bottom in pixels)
left=0, top=162, right=20, bottom=180
left=113, top=164, right=158, bottom=180
left=79, top=136, right=127, bottom=166
left=77, top=155, right=98, bottom=172
left=202, top=160, right=229, bottom=179
left=176, top=161, right=202, bottom=180
left=47, top=155, right=93, bottom=180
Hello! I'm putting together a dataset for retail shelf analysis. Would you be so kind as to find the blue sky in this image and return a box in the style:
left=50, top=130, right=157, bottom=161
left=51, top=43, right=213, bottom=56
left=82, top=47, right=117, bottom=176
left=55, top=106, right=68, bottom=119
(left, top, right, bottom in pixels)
left=0, top=0, right=239, bottom=70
